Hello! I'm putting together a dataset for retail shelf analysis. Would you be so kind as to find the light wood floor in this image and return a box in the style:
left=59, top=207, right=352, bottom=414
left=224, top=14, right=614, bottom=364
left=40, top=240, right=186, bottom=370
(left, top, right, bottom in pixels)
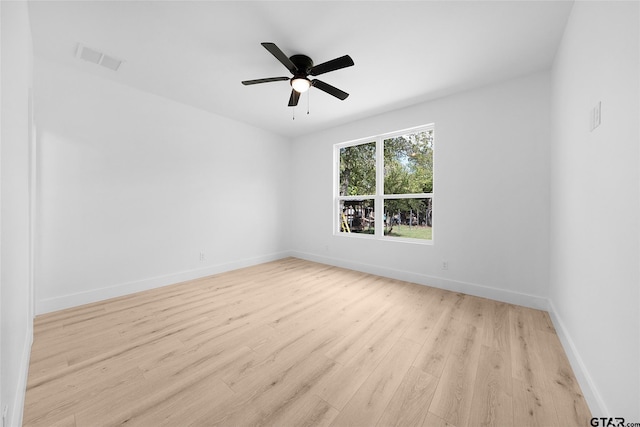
left=24, top=257, right=591, bottom=427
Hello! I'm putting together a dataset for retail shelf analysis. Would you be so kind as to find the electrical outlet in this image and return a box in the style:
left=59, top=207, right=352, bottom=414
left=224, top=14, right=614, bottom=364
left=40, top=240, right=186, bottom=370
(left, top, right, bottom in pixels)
left=199, top=251, right=205, bottom=262
left=441, top=260, right=449, bottom=270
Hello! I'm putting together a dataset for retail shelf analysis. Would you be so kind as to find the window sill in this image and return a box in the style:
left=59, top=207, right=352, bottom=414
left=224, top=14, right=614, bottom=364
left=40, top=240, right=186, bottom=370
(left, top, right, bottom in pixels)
left=334, top=232, right=433, bottom=246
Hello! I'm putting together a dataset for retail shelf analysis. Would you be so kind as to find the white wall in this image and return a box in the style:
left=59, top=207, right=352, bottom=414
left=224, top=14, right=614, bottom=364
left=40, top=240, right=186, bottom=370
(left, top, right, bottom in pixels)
left=1, top=2, right=34, bottom=426
left=34, top=58, right=292, bottom=313
left=290, top=72, right=551, bottom=309
left=549, top=1, right=639, bottom=419
left=21, top=2, right=640, bottom=421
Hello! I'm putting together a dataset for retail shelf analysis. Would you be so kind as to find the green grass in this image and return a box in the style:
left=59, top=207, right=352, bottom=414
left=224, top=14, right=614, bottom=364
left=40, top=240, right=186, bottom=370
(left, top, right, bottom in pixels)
left=384, top=225, right=432, bottom=240
left=345, top=225, right=432, bottom=240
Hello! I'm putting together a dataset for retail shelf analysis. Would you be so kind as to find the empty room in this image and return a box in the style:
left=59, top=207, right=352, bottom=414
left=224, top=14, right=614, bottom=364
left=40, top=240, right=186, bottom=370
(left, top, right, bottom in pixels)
left=1, top=1, right=638, bottom=426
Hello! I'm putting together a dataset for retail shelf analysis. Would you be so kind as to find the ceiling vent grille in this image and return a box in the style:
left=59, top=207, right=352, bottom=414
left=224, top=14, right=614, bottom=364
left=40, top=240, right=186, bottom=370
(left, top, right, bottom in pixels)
left=76, top=43, right=123, bottom=71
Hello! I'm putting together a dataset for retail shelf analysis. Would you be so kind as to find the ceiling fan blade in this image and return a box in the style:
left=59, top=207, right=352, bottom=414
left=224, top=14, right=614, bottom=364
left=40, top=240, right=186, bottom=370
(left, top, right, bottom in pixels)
left=242, top=77, right=289, bottom=85
left=261, top=42, right=297, bottom=74
left=288, top=89, right=300, bottom=107
left=309, top=55, right=354, bottom=76
left=312, top=79, right=349, bottom=100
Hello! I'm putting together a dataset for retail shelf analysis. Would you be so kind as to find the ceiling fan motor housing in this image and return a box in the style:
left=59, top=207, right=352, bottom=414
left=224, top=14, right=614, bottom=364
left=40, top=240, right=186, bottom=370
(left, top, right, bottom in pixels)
left=289, top=54, right=314, bottom=75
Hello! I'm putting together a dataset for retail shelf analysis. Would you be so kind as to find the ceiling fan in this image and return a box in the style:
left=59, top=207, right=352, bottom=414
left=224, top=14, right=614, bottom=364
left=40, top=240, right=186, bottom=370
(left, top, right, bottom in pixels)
left=242, top=42, right=354, bottom=107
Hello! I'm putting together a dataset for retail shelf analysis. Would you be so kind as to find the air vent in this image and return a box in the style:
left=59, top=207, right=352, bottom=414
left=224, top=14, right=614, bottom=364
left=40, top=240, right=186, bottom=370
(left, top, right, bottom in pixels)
left=98, top=54, right=122, bottom=71
left=78, top=46, right=102, bottom=64
left=76, top=43, right=123, bottom=71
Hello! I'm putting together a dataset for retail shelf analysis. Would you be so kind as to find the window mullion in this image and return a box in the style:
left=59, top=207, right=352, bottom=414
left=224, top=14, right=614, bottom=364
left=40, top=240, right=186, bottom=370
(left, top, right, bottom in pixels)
left=375, top=137, right=384, bottom=237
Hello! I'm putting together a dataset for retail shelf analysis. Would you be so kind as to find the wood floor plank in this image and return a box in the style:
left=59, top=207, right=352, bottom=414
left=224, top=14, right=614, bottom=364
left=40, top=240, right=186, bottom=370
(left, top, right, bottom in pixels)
left=43, top=414, right=76, bottom=427
left=535, top=329, right=592, bottom=426
left=224, top=327, right=339, bottom=394
left=139, top=338, right=254, bottom=382
left=26, top=315, right=210, bottom=392
left=93, top=375, right=235, bottom=426
left=63, top=330, right=125, bottom=365
left=317, top=312, right=411, bottom=409
left=23, top=258, right=591, bottom=427
left=402, top=289, right=448, bottom=345
left=459, top=294, right=488, bottom=326
left=270, top=394, right=339, bottom=427
left=207, top=352, right=339, bottom=426
left=423, top=412, right=458, bottom=427
left=413, top=313, right=462, bottom=377
left=512, top=378, right=560, bottom=427
left=509, top=305, right=547, bottom=391
left=375, top=366, right=439, bottom=427
left=25, top=337, right=184, bottom=413
left=442, top=291, right=468, bottom=321
left=428, top=323, right=483, bottom=427
left=466, top=345, right=513, bottom=427
left=329, top=337, right=421, bottom=427
left=26, top=352, right=68, bottom=385
left=323, top=302, right=411, bottom=365
left=270, top=275, right=390, bottom=336
left=481, top=300, right=511, bottom=351
left=24, top=367, right=147, bottom=427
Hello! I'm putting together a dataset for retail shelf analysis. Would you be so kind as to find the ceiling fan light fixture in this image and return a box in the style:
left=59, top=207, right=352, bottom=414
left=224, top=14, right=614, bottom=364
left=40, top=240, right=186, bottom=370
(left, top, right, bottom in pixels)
left=291, top=77, right=311, bottom=93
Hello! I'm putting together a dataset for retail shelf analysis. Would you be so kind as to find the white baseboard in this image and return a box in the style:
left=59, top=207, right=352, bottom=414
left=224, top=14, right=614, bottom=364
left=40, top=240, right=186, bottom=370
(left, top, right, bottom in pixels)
left=8, top=323, right=32, bottom=427
left=36, top=251, right=292, bottom=315
left=291, top=251, right=549, bottom=310
left=547, top=299, right=607, bottom=417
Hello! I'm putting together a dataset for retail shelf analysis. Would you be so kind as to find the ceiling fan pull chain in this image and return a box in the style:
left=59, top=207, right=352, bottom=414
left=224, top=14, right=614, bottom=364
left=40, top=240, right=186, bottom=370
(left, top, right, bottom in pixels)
left=292, top=107, right=295, bottom=121
left=307, top=90, right=310, bottom=115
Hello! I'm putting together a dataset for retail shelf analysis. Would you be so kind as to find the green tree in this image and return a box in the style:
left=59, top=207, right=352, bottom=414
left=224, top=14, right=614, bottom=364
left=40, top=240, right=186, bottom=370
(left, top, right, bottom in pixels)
left=383, top=130, right=434, bottom=230
left=383, top=130, right=433, bottom=194
left=339, top=141, right=376, bottom=196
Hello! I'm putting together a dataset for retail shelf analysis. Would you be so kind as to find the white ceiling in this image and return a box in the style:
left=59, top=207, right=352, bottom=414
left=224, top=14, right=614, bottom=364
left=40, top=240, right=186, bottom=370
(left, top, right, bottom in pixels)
left=28, top=1, right=574, bottom=138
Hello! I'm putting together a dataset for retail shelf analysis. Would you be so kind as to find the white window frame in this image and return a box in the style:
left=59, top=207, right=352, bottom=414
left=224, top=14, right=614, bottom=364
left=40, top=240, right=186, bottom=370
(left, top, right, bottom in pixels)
left=334, top=124, right=434, bottom=244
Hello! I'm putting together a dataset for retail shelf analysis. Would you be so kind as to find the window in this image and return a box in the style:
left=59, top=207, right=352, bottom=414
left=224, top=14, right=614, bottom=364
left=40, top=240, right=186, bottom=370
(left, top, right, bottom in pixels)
left=336, top=125, right=434, bottom=242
